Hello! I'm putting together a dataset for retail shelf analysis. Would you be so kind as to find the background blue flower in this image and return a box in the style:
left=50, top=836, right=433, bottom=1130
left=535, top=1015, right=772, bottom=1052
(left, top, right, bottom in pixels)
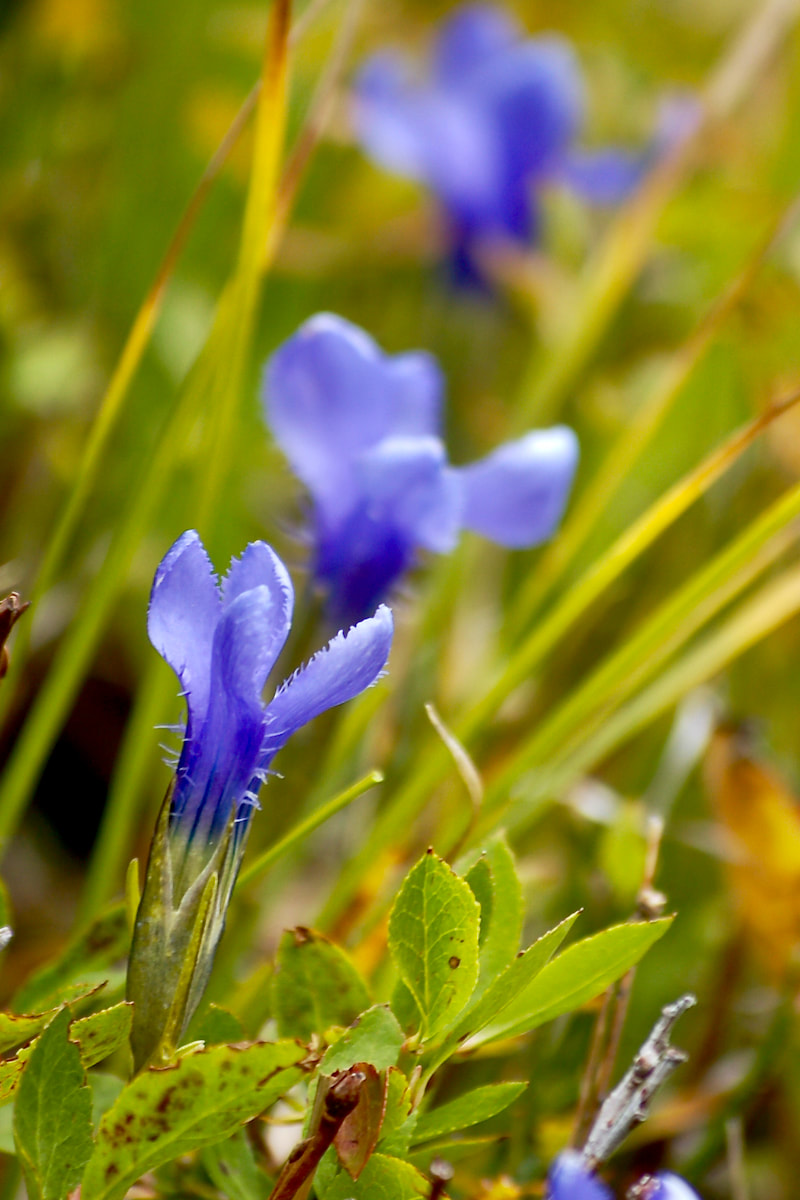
left=148, top=529, right=393, bottom=885
left=263, top=312, right=579, bottom=626
left=353, top=3, right=694, bottom=281
left=547, top=1154, right=702, bottom=1200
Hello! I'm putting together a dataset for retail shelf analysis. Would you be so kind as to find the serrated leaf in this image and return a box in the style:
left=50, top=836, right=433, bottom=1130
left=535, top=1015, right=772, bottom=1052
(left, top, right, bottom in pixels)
left=377, top=1068, right=417, bottom=1157
left=388, top=850, right=480, bottom=1039
left=413, top=1081, right=527, bottom=1144
left=12, top=907, right=129, bottom=1015
left=71, top=1003, right=133, bottom=1067
left=81, top=1039, right=307, bottom=1200
left=13, top=1007, right=94, bottom=1200
left=271, top=927, right=370, bottom=1041
left=0, top=981, right=107, bottom=1055
left=0, top=1003, right=133, bottom=1107
left=463, top=835, right=523, bottom=997
left=471, top=918, right=673, bottom=1047
left=321, top=1006, right=404, bottom=1074
left=201, top=1128, right=270, bottom=1200
left=316, top=1150, right=428, bottom=1199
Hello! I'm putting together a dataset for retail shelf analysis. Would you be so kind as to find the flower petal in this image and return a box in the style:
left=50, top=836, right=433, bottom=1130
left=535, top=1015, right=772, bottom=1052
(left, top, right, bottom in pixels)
left=561, top=146, right=648, bottom=204
left=212, top=585, right=286, bottom=710
left=650, top=1174, right=702, bottom=1200
left=386, top=351, right=444, bottom=438
left=147, top=530, right=221, bottom=723
left=433, top=4, right=520, bottom=84
left=222, top=540, right=294, bottom=677
left=266, top=605, right=393, bottom=747
left=476, top=38, right=584, bottom=184
left=547, top=1152, right=613, bottom=1200
left=264, top=313, right=396, bottom=522
left=457, top=427, right=579, bottom=547
left=358, top=436, right=461, bottom=553
left=353, top=54, right=500, bottom=224
left=352, top=52, right=432, bottom=180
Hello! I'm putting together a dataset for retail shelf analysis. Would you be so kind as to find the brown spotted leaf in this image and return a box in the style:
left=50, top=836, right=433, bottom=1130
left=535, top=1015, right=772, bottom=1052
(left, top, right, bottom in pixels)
left=81, top=1039, right=307, bottom=1200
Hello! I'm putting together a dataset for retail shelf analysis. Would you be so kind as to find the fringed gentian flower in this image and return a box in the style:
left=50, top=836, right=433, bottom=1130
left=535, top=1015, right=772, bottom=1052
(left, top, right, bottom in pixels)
left=263, top=312, right=579, bottom=627
left=547, top=1153, right=702, bottom=1200
left=353, top=3, right=696, bottom=282
left=127, top=530, right=393, bottom=1070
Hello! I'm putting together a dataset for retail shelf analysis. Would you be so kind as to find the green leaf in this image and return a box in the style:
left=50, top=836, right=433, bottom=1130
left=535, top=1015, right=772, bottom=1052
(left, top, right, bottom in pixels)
left=321, top=1006, right=405, bottom=1074
left=377, top=1068, right=417, bottom=1158
left=409, top=1133, right=498, bottom=1168
left=451, top=912, right=581, bottom=1045
left=390, top=977, right=421, bottom=1033
left=13, top=1007, right=94, bottom=1200
left=81, top=1039, right=307, bottom=1200
left=316, top=1151, right=428, bottom=1199
left=471, top=918, right=673, bottom=1047
left=413, top=1081, right=527, bottom=1144
left=388, top=850, right=480, bottom=1039
left=89, top=1075, right=125, bottom=1129
left=0, top=1003, right=133, bottom=1107
left=71, top=1003, right=133, bottom=1068
left=464, top=858, right=493, bottom=948
left=462, top=835, right=523, bottom=996
left=12, top=906, right=129, bottom=1014
left=190, top=1004, right=246, bottom=1046
left=201, top=1129, right=270, bottom=1200
left=271, top=927, right=370, bottom=1041
left=0, top=981, right=107, bottom=1055
left=0, top=1102, right=13, bottom=1154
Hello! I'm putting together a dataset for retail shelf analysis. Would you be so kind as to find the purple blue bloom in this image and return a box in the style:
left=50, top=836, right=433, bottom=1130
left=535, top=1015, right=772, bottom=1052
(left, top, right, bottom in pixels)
left=128, top=530, right=392, bottom=1068
left=353, top=4, right=696, bottom=281
left=263, top=312, right=579, bottom=626
left=548, top=1153, right=613, bottom=1200
left=149, top=529, right=393, bottom=882
left=645, top=1175, right=702, bottom=1200
left=547, top=1154, right=702, bottom=1200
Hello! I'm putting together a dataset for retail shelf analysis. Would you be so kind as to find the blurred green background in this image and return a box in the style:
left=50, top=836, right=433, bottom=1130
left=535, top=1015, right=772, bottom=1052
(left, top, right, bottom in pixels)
left=3, top=0, right=800, bottom=1194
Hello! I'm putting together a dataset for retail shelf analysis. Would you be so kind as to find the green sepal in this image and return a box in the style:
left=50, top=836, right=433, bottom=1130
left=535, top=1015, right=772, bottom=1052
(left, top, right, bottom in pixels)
left=127, top=784, right=235, bottom=1071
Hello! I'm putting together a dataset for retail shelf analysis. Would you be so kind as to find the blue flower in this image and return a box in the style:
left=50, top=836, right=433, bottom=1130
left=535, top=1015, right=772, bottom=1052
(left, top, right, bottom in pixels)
left=128, top=530, right=393, bottom=1068
left=645, top=1175, right=702, bottom=1200
left=548, top=1153, right=613, bottom=1200
left=148, top=529, right=393, bottom=881
left=263, top=312, right=579, bottom=626
left=547, top=1155, right=702, bottom=1200
left=352, top=4, right=696, bottom=281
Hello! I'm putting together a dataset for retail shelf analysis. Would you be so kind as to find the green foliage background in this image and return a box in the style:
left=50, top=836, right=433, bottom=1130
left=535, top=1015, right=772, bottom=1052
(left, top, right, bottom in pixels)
left=3, top=0, right=800, bottom=1196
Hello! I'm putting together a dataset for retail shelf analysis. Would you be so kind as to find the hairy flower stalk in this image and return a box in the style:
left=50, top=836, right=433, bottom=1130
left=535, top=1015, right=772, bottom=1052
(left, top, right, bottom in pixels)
left=264, top=312, right=579, bottom=626
left=127, top=531, right=393, bottom=1070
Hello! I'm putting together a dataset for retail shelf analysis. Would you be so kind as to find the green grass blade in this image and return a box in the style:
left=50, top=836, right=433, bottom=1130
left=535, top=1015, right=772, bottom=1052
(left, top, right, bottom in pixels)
left=502, top=560, right=800, bottom=838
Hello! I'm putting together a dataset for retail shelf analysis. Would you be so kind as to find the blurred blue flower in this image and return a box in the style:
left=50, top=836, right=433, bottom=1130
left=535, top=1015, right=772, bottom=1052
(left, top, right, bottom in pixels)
left=547, top=1154, right=702, bottom=1200
left=149, top=529, right=394, bottom=882
left=646, top=1175, right=702, bottom=1200
left=353, top=4, right=696, bottom=281
left=263, top=313, right=579, bottom=625
left=548, top=1153, right=613, bottom=1200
